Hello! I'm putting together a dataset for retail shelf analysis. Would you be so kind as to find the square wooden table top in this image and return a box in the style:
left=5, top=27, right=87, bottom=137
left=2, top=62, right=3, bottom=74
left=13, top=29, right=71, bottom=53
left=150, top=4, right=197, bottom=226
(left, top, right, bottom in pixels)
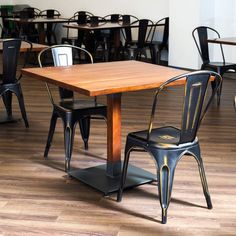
left=21, top=61, right=188, bottom=96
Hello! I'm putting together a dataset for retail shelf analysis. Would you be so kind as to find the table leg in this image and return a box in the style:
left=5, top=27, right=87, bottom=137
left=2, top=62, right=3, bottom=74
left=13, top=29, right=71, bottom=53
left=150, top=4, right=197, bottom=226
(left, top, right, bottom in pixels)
left=106, top=93, right=121, bottom=177
left=69, top=92, right=156, bottom=195
left=37, top=22, right=46, bottom=44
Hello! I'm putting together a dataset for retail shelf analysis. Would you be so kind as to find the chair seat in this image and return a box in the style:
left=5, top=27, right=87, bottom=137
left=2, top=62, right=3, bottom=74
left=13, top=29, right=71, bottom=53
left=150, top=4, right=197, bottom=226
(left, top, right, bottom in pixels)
left=59, top=99, right=106, bottom=111
left=129, top=126, right=198, bottom=149
left=206, top=61, right=236, bottom=68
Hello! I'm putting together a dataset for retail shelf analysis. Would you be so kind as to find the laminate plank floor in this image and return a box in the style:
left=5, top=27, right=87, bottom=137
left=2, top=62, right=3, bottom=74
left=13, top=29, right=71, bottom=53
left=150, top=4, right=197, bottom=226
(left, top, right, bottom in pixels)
left=0, top=63, right=235, bottom=235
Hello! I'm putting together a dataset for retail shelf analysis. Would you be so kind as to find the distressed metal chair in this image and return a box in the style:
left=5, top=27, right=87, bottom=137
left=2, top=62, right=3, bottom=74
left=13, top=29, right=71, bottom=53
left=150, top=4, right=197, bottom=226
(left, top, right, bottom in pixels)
left=0, top=38, right=31, bottom=127
left=117, top=70, right=222, bottom=224
left=38, top=45, right=107, bottom=172
left=192, top=26, right=236, bottom=105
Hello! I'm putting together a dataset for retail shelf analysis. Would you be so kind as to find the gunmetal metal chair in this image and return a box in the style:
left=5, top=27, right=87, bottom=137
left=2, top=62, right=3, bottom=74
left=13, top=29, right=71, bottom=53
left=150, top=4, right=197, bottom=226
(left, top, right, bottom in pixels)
left=0, top=39, right=31, bottom=127
left=117, top=70, right=222, bottom=224
left=38, top=45, right=107, bottom=172
left=192, top=26, right=236, bottom=105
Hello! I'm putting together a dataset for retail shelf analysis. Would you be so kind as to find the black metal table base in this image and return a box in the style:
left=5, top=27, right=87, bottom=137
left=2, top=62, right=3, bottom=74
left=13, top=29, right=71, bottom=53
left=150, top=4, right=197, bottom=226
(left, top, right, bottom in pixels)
left=69, top=164, right=156, bottom=195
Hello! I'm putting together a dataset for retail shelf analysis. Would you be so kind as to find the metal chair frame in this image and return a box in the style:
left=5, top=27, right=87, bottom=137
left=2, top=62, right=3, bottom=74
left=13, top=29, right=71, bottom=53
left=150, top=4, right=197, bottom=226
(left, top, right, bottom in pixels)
left=0, top=38, right=31, bottom=127
left=192, top=26, right=236, bottom=105
left=117, top=70, right=222, bottom=224
left=38, top=44, right=107, bottom=172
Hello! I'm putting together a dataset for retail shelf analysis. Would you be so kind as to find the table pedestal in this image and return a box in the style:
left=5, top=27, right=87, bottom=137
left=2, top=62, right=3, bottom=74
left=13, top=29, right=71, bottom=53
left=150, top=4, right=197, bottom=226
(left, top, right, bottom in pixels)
left=69, top=163, right=156, bottom=195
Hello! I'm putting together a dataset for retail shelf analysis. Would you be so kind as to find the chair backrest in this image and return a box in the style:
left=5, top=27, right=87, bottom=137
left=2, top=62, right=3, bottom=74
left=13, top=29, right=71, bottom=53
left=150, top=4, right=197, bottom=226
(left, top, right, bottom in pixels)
left=151, top=17, right=169, bottom=48
left=38, top=45, right=93, bottom=102
left=39, top=9, right=61, bottom=18
left=104, top=14, right=121, bottom=23
left=21, top=7, right=40, bottom=18
left=147, top=70, right=222, bottom=144
left=129, top=19, right=154, bottom=48
left=2, top=39, right=21, bottom=84
left=74, top=11, right=93, bottom=24
left=121, top=15, right=139, bottom=43
left=0, top=8, right=11, bottom=37
left=192, top=26, right=225, bottom=65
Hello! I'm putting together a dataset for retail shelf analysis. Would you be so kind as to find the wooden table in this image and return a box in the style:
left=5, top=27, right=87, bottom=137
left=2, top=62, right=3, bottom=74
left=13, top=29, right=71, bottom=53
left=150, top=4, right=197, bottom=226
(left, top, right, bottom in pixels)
left=63, top=22, right=139, bottom=61
left=22, top=61, right=188, bottom=194
left=0, top=39, right=47, bottom=52
left=6, top=17, right=71, bottom=44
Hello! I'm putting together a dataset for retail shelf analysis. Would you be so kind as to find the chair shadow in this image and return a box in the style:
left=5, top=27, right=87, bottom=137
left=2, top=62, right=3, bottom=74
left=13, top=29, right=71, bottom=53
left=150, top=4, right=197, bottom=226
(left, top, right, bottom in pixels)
left=126, top=186, right=207, bottom=209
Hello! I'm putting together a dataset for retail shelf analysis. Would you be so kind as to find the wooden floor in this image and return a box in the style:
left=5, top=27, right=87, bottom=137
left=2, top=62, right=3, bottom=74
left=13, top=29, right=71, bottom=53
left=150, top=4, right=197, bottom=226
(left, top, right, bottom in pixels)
left=0, top=67, right=236, bottom=235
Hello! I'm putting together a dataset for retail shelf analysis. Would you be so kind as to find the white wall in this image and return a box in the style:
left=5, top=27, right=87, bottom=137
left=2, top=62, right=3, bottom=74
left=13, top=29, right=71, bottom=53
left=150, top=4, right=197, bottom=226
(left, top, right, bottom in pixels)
left=12, top=0, right=169, bottom=20
left=0, top=0, right=13, bottom=4
left=2, top=0, right=236, bottom=69
left=169, top=0, right=201, bottom=69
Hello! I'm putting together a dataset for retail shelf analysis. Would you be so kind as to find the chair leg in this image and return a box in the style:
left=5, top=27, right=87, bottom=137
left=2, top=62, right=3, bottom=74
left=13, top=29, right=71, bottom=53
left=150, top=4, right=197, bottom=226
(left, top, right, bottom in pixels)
left=15, top=87, right=29, bottom=128
left=2, top=91, right=13, bottom=117
left=78, top=116, right=91, bottom=150
left=44, top=112, right=58, bottom=158
left=217, top=81, right=223, bottom=106
left=155, top=154, right=177, bottom=224
left=197, top=158, right=213, bottom=209
left=191, top=145, right=213, bottom=209
left=117, top=144, right=131, bottom=202
left=64, top=120, right=76, bottom=172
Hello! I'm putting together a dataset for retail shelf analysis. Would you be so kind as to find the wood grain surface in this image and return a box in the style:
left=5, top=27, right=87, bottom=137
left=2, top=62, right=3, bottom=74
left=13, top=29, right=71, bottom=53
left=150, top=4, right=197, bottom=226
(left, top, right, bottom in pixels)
left=22, top=61, right=189, bottom=96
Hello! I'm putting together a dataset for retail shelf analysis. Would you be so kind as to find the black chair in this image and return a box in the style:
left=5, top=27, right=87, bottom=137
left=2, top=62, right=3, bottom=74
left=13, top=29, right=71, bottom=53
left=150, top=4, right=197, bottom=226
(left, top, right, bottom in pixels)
left=61, top=11, right=93, bottom=47
left=192, top=26, right=236, bottom=105
left=92, top=14, right=121, bottom=61
left=149, top=17, right=169, bottom=65
left=21, top=7, right=40, bottom=18
left=0, top=39, right=30, bottom=127
left=117, top=70, right=222, bottom=224
left=0, top=7, right=16, bottom=38
left=39, top=9, right=61, bottom=45
left=18, top=7, right=40, bottom=42
left=38, top=45, right=107, bottom=172
left=121, top=19, right=154, bottom=60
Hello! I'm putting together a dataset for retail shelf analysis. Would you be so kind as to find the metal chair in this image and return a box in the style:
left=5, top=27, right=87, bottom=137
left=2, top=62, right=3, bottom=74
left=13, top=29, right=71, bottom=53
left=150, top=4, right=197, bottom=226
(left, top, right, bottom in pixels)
left=149, top=17, right=169, bottom=64
left=121, top=19, right=154, bottom=60
left=0, top=39, right=31, bottom=127
left=18, top=7, right=40, bottom=42
left=117, top=70, right=222, bottom=224
left=61, top=11, right=93, bottom=47
left=38, top=45, right=107, bottom=172
left=192, top=26, right=236, bottom=105
left=39, top=9, right=61, bottom=45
